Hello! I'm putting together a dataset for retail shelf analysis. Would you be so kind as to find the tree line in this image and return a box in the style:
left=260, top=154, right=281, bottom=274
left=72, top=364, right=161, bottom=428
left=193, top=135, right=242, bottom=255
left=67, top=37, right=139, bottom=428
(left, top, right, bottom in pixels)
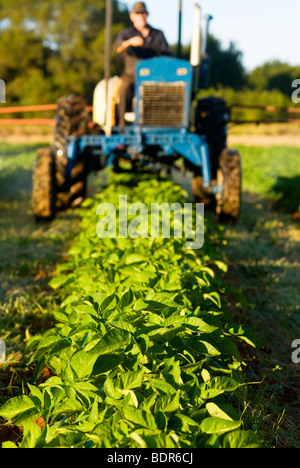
left=0, top=0, right=298, bottom=106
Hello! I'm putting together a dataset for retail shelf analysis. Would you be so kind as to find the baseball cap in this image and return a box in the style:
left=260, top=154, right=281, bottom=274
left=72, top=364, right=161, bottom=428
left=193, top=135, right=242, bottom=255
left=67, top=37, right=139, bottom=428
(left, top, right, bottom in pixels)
left=132, top=2, right=149, bottom=14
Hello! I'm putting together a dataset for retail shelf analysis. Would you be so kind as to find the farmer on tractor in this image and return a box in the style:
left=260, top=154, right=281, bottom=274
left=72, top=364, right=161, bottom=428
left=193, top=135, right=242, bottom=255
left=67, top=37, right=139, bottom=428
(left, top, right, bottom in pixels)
left=32, top=1, right=242, bottom=225
left=114, top=1, right=171, bottom=127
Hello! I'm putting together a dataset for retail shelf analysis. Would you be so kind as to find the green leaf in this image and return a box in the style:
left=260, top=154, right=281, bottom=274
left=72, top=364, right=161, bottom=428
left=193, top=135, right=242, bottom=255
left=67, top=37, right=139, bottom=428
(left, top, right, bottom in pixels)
left=129, top=432, right=148, bottom=448
left=72, top=303, right=98, bottom=318
left=203, top=292, right=221, bottom=308
left=124, top=254, right=147, bottom=265
left=28, top=384, right=43, bottom=407
left=192, top=339, right=221, bottom=357
left=72, top=328, right=131, bottom=378
left=70, top=350, right=99, bottom=379
left=109, top=320, right=136, bottom=333
left=20, top=422, right=42, bottom=448
left=133, top=298, right=148, bottom=311
left=147, top=379, right=177, bottom=395
left=98, top=293, right=115, bottom=313
left=122, top=408, right=157, bottom=430
left=119, top=289, right=134, bottom=309
left=222, top=430, right=263, bottom=448
left=206, top=403, right=233, bottom=421
left=92, top=354, right=124, bottom=375
left=1, top=441, right=18, bottom=448
left=214, top=261, right=228, bottom=273
left=155, top=411, right=168, bottom=431
left=155, top=392, right=181, bottom=413
left=11, top=407, right=41, bottom=427
left=201, top=377, right=240, bottom=399
left=47, top=338, right=72, bottom=357
left=145, top=290, right=179, bottom=311
left=120, top=370, right=144, bottom=390
left=0, top=396, right=36, bottom=421
left=49, top=274, right=69, bottom=290
left=90, top=328, right=132, bottom=356
left=184, top=316, right=219, bottom=334
left=170, top=414, right=199, bottom=433
left=52, top=399, right=85, bottom=417
left=200, top=417, right=241, bottom=435
left=163, top=315, right=185, bottom=328
left=34, top=335, right=60, bottom=360
left=104, top=377, right=123, bottom=400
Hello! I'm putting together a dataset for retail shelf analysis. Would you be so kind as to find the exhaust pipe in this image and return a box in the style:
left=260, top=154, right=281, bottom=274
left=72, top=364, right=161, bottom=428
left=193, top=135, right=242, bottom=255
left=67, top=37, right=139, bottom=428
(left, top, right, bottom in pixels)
left=190, top=3, right=201, bottom=68
left=104, top=0, right=113, bottom=135
left=190, top=4, right=201, bottom=94
left=202, top=15, right=213, bottom=56
left=199, top=14, right=213, bottom=89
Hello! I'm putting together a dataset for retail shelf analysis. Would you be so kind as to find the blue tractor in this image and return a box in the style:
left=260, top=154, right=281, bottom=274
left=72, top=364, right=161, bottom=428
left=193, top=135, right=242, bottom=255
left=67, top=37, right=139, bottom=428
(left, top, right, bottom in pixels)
left=32, top=3, right=241, bottom=223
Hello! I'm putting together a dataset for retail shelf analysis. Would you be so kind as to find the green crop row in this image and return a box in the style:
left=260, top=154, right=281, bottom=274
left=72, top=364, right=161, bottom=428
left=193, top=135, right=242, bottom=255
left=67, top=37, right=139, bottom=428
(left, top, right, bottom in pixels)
left=0, top=173, right=262, bottom=448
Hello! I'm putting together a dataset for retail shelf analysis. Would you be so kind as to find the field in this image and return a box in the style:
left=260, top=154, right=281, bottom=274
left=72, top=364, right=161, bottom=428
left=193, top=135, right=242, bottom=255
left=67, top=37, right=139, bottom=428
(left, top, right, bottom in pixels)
left=0, top=136, right=299, bottom=448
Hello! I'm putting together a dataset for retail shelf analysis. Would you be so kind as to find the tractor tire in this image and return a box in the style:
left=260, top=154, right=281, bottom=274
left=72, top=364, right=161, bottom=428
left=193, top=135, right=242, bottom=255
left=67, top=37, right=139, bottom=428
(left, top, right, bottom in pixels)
left=53, top=94, right=90, bottom=210
left=216, top=148, right=242, bottom=222
left=32, top=147, right=56, bottom=221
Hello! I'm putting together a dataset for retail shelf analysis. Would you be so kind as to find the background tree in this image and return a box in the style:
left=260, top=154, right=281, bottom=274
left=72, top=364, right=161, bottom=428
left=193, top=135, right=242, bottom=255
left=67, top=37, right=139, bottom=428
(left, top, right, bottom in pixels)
left=206, top=36, right=247, bottom=89
left=0, top=0, right=298, bottom=109
left=0, top=0, right=130, bottom=104
left=248, top=60, right=300, bottom=96
left=171, top=35, right=247, bottom=90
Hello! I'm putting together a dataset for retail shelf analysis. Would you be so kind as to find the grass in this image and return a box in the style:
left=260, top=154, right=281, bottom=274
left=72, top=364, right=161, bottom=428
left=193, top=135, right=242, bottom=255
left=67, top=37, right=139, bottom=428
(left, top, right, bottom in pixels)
left=237, top=145, right=300, bottom=200
left=0, top=141, right=299, bottom=447
left=0, top=143, right=82, bottom=402
left=0, top=142, right=110, bottom=405
left=219, top=144, right=300, bottom=447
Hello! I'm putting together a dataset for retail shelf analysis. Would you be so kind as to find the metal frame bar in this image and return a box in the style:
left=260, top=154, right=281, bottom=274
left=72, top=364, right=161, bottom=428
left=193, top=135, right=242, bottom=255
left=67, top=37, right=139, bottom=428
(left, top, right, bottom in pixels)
left=66, top=129, right=211, bottom=186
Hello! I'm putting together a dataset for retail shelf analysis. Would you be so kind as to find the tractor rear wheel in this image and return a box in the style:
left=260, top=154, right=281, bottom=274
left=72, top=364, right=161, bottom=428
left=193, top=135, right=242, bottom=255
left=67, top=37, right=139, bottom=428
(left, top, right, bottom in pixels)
left=53, top=94, right=90, bottom=210
left=216, top=148, right=242, bottom=222
left=32, top=147, right=56, bottom=221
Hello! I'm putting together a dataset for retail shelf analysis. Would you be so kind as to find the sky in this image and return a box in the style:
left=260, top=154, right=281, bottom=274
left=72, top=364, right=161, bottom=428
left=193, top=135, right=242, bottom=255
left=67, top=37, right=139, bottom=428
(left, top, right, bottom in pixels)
left=121, top=0, right=300, bottom=72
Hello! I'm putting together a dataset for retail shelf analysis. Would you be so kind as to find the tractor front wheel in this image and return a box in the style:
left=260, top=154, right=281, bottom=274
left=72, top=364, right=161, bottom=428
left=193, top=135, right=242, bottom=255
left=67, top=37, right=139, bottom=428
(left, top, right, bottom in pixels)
left=32, top=147, right=56, bottom=221
left=54, top=94, right=89, bottom=210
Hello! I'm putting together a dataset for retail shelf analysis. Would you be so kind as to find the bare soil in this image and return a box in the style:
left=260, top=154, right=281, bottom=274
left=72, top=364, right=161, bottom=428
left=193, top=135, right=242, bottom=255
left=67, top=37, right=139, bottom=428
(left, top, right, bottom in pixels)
left=0, top=124, right=299, bottom=147
left=228, top=134, right=300, bottom=148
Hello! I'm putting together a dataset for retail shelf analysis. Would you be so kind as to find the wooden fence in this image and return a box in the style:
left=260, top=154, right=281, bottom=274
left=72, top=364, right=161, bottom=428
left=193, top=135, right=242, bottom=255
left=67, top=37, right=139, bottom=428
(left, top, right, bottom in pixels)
left=0, top=104, right=93, bottom=126
left=229, top=103, right=300, bottom=125
left=0, top=103, right=299, bottom=126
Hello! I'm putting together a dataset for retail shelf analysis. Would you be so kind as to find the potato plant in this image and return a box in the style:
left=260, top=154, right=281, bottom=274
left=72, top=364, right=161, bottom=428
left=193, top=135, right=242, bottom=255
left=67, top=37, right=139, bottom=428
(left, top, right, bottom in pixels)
left=0, top=173, right=262, bottom=448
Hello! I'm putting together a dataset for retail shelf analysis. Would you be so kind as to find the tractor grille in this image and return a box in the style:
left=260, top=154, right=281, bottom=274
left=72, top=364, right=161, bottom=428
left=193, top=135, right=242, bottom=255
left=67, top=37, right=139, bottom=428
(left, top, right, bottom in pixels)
left=139, top=82, right=186, bottom=128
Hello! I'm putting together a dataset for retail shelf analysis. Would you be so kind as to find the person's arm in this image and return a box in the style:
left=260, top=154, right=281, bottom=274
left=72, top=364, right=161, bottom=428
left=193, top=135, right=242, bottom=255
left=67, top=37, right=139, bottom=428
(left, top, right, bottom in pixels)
left=116, top=35, right=144, bottom=54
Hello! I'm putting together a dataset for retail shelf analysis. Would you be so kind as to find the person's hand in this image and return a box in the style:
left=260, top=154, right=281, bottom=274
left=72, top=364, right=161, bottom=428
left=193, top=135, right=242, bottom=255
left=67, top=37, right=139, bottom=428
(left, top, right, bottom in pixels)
left=128, top=36, right=144, bottom=47
left=116, top=36, right=144, bottom=54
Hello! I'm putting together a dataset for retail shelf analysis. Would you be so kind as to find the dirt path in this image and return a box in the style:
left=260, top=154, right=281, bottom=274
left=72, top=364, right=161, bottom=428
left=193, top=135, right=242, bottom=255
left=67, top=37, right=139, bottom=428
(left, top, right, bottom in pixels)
left=1, top=127, right=300, bottom=147
left=228, top=134, right=300, bottom=148
left=220, top=191, right=300, bottom=447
